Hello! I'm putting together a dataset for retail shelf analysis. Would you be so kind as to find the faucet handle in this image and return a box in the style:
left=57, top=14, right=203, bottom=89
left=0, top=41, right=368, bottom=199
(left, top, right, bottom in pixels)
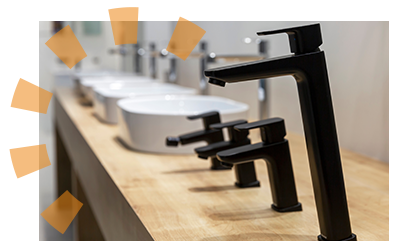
left=187, top=111, right=221, bottom=130
left=234, top=117, right=286, bottom=144
left=257, top=23, right=322, bottom=55
left=210, top=120, right=249, bottom=142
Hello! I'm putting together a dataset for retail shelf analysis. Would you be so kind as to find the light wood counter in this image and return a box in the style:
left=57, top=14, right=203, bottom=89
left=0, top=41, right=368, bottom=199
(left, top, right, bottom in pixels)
left=54, top=86, right=389, bottom=241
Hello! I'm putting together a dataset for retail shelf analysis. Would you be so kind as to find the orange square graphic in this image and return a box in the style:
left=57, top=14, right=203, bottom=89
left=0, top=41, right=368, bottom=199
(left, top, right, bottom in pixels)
left=11, top=79, right=52, bottom=114
left=167, top=17, right=206, bottom=60
left=38, top=144, right=51, bottom=170
left=111, top=21, right=138, bottom=45
left=45, top=25, right=87, bottom=69
left=108, top=7, right=139, bottom=21
left=41, top=191, right=83, bottom=234
left=109, top=7, right=139, bottom=45
left=10, top=144, right=51, bottom=178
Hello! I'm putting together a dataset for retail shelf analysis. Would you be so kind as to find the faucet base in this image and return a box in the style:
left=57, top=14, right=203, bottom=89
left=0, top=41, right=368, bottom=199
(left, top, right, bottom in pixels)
left=235, top=180, right=260, bottom=188
left=210, top=157, right=231, bottom=170
left=210, top=165, right=232, bottom=171
left=271, top=203, right=302, bottom=213
left=234, top=162, right=259, bottom=188
left=317, top=233, right=357, bottom=241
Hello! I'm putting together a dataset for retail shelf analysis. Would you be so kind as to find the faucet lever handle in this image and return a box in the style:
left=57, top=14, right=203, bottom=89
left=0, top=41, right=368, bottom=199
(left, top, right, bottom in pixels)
left=256, top=23, right=322, bottom=55
left=234, top=117, right=286, bottom=144
left=210, top=120, right=249, bottom=142
left=187, top=111, right=221, bottom=130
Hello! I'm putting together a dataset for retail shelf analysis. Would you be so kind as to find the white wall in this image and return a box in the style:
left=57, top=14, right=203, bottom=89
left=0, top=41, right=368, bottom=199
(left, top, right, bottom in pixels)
left=72, top=21, right=122, bottom=71
left=147, top=21, right=388, bottom=162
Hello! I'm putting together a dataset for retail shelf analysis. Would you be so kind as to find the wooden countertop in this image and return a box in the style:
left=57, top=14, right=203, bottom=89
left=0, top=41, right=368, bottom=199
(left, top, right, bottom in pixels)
left=55, top=86, right=389, bottom=241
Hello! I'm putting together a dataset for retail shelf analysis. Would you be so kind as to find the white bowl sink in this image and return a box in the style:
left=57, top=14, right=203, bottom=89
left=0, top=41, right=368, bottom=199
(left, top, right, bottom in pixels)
left=71, top=69, right=120, bottom=80
left=71, top=70, right=134, bottom=95
left=79, top=75, right=155, bottom=102
left=70, top=69, right=119, bottom=81
left=93, top=83, right=197, bottom=124
left=117, top=95, right=249, bottom=154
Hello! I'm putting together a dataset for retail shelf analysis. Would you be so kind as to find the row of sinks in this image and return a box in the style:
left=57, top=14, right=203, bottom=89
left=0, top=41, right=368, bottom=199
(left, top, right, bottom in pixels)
left=72, top=70, right=249, bottom=154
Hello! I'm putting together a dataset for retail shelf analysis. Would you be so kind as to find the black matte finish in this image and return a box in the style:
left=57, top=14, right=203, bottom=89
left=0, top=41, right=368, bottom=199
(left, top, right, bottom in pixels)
left=205, top=23, right=355, bottom=241
left=195, top=120, right=260, bottom=188
left=165, top=111, right=225, bottom=170
left=216, top=118, right=301, bottom=212
left=235, top=118, right=286, bottom=144
left=257, top=23, right=322, bottom=55
left=188, top=111, right=222, bottom=130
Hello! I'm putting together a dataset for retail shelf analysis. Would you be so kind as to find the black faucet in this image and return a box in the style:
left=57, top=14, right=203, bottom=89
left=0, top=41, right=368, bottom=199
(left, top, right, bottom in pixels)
left=205, top=23, right=356, bottom=241
left=195, top=119, right=260, bottom=188
left=166, top=111, right=227, bottom=170
left=216, top=118, right=302, bottom=212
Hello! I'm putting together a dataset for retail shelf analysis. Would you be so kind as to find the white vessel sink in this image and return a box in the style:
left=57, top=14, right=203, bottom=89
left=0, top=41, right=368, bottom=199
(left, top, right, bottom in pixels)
left=71, top=69, right=120, bottom=80
left=71, top=70, right=133, bottom=95
left=79, top=75, right=154, bottom=102
left=117, top=95, right=249, bottom=154
left=93, top=83, right=197, bottom=124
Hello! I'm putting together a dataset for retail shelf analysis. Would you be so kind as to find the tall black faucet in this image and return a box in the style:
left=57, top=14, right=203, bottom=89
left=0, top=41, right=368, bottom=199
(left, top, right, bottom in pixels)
left=165, top=111, right=227, bottom=170
left=204, top=24, right=356, bottom=241
left=195, top=119, right=260, bottom=188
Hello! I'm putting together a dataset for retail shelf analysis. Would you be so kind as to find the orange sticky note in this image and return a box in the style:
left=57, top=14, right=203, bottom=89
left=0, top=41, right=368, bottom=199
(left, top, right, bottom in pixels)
left=10, top=144, right=51, bottom=178
left=109, top=7, right=139, bottom=45
left=45, top=25, right=87, bottom=69
left=11, top=79, right=52, bottom=114
left=167, top=17, right=206, bottom=60
left=41, top=191, right=83, bottom=234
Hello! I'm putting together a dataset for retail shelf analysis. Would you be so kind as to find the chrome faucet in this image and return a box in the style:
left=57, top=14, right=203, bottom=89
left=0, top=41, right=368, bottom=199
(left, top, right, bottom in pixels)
left=133, top=43, right=144, bottom=74
left=149, top=42, right=157, bottom=79
left=109, top=43, right=146, bottom=74
left=204, top=23, right=356, bottom=241
left=151, top=48, right=177, bottom=83
left=199, top=41, right=269, bottom=119
left=127, top=42, right=176, bottom=82
left=257, top=40, right=269, bottom=119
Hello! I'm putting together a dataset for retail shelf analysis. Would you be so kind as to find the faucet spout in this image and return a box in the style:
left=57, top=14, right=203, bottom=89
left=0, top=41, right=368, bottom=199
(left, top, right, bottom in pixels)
left=208, top=78, right=226, bottom=87
left=166, top=130, right=223, bottom=146
left=195, top=141, right=237, bottom=159
left=166, top=137, right=180, bottom=146
left=178, top=130, right=223, bottom=145
left=205, top=53, right=319, bottom=85
left=217, top=143, right=266, bottom=164
left=166, top=111, right=224, bottom=146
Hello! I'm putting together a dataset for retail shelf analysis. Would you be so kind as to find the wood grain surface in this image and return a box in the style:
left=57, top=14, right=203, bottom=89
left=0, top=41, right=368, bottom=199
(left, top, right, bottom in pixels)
left=55, top=86, right=389, bottom=241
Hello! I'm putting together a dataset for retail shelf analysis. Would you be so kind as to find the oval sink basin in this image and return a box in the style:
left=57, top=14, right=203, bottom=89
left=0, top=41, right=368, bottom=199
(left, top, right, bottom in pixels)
left=93, top=83, right=197, bottom=124
left=71, top=70, right=135, bottom=95
left=117, top=95, right=249, bottom=154
left=79, top=75, right=155, bottom=102
left=71, top=69, right=121, bottom=80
